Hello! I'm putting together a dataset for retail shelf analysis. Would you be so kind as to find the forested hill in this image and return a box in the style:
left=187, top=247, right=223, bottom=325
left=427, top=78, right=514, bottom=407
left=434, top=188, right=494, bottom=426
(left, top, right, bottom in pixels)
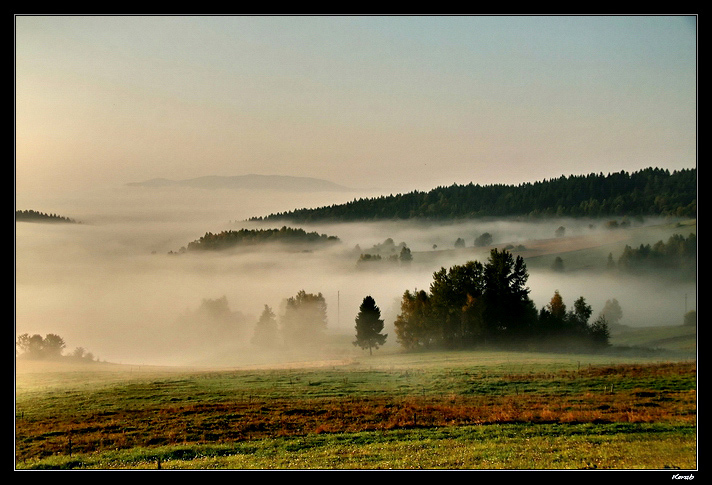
left=16, top=210, right=77, bottom=224
left=251, top=168, right=696, bottom=222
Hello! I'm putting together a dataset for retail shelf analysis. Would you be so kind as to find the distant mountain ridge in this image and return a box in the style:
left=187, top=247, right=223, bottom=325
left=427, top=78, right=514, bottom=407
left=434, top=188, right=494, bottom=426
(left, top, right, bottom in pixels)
left=127, top=174, right=355, bottom=192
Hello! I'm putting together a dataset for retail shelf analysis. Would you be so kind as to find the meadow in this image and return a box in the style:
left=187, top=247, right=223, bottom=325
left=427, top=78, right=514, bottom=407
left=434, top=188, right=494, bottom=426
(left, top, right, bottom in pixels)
left=15, top=342, right=696, bottom=470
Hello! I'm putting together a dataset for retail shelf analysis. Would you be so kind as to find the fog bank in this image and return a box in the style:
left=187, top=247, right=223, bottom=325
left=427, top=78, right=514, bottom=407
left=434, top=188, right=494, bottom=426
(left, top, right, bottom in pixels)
left=15, top=185, right=695, bottom=366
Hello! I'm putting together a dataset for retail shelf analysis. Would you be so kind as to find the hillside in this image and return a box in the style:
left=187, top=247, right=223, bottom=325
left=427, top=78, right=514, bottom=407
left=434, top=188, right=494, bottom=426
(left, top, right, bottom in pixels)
left=252, top=167, right=696, bottom=222
left=127, top=174, right=355, bottom=193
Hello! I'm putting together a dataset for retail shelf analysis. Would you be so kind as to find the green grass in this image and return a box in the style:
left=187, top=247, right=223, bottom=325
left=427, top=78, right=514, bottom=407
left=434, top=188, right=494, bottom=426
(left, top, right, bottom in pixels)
left=15, top=349, right=696, bottom=470
left=17, top=423, right=695, bottom=470
left=611, top=325, right=696, bottom=354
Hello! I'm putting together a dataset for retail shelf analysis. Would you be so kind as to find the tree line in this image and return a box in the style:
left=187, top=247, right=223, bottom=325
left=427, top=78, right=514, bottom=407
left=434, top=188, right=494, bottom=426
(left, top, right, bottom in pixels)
left=251, top=167, right=696, bottom=222
left=614, top=233, right=696, bottom=276
left=233, top=241, right=688, bottom=356
left=16, top=210, right=77, bottom=223
left=16, top=333, right=98, bottom=362
left=177, top=249, right=623, bottom=358
left=179, top=266, right=610, bottom=357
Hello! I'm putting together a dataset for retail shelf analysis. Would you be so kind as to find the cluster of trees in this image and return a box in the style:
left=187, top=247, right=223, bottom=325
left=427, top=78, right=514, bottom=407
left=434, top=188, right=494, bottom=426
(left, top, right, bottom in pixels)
left=393, top=249, right=611, bottom=352
left=172, top=226, right=340, bottom=253
left=16, top=210, right=77, bottom=223
left=16, top=333, right=97, bottom=362
left=176, top=296, right=251, bottom=345
left=253, top=168, right=696, bottom=222
left=536, top=291, right=611, bottom=351
left=357, top=250, right=410, bottom=265
left=357, top=237, right=406, bottom=254
left=169, top=292, right=330, bottom=356
left=252, top=290, right=329, bottom=349
left=358, top=249, right=412, bottom=266
left=613, top=233, right=696, bottom=276
left=355, top=238, right=413, bottom=266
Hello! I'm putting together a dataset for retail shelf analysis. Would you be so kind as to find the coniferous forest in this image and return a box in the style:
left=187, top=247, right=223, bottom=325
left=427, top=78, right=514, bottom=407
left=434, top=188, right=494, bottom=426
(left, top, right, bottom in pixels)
left=252, top=168, right=696, bottom=222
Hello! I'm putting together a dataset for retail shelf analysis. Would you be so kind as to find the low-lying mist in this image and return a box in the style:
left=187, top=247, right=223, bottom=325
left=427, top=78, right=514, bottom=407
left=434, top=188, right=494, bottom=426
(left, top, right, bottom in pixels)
left=15, top=186, right=696, bottom=366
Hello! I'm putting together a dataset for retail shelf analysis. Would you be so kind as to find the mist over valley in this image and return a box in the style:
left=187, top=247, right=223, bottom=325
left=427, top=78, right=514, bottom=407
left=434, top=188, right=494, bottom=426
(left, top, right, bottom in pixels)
left=14, top=16, right=698, bottom=470
left=15, top=176, right=696, bottom=367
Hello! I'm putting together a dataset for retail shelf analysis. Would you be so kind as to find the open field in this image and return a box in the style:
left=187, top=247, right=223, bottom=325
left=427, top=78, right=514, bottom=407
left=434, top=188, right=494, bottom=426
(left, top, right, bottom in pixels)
left=15, top=347, right=696, bottom=470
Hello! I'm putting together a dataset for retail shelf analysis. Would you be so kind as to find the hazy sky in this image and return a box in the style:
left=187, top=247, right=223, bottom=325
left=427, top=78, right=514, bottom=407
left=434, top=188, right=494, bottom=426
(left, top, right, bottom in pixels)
left=15, top=15, right=697, bottom=196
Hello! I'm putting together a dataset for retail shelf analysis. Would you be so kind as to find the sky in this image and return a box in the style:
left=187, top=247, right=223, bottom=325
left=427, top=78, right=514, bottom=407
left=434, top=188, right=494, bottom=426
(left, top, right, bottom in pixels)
left=15, top=15, right=697, bottom=198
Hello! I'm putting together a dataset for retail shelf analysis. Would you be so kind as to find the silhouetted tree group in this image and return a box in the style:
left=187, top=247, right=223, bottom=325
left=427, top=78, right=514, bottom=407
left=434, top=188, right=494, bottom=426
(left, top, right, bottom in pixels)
left=16, top=333, right=66, bottom=359
left=615, top=233, right=696, bottom=276
left=16, top=333, right=97, bottom=362
left=537, top=291, right=610, bottom=351
left=174, top=226, right=340, bottom=252
left=253, top=168, right=696, bottom=222
left=355, top=238, right=413, bottom=267
left=16, top=210, right=77, bottom=223
left=394, top=249, right=610, bottom=352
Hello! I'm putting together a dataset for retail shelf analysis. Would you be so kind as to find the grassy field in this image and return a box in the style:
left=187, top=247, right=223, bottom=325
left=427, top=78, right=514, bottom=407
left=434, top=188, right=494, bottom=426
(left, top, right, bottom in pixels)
left=15, top=342, right=696, bottom=470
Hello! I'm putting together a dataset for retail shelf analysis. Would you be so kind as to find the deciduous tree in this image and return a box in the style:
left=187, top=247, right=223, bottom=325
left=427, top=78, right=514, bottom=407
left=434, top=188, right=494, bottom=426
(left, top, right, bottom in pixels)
left=601, top=298, right=623, bottom=327
left=281, top=290, right=328, bottom=348
left=394, top=289, right=436, bottom=350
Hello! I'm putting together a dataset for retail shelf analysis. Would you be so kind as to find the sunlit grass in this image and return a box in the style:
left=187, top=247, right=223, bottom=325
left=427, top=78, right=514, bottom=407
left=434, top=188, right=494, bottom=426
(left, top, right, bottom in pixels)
left=15, top=351, right=696, bottom=470
left=16, top=423, right=695, bottom=470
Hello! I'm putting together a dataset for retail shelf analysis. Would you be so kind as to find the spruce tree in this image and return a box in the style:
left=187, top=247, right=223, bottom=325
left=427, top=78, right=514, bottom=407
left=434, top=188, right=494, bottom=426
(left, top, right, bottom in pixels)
left=353, top=296, right=387, bottom=355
